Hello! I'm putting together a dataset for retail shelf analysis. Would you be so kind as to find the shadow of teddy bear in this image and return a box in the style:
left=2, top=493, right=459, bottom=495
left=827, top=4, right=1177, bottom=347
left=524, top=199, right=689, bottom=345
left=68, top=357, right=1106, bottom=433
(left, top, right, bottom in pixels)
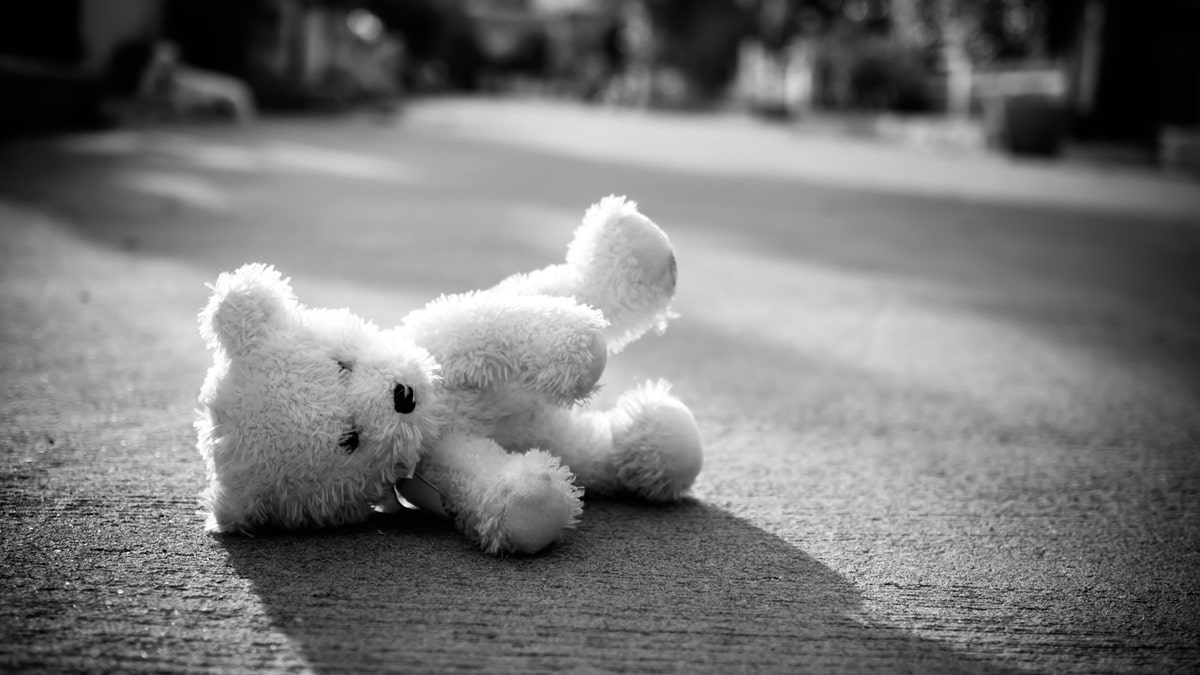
left=219, top=501, right=1015, bottom=674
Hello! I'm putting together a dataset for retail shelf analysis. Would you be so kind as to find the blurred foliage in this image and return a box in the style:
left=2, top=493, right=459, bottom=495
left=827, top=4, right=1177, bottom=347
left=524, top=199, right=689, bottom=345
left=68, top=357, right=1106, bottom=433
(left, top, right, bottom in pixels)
left=366, top=0, right=486, bottom=90
left=963, top=0, right=1048, bottom=62
left=734, top=0, right=1055, bottom=112
left=818, top=29, right=934, bottom=111
left=886, top=0, right=1050, bottom=64
left=744, top=0, right=1052, bottom=64
left=646, top=0, right=752, bottom=100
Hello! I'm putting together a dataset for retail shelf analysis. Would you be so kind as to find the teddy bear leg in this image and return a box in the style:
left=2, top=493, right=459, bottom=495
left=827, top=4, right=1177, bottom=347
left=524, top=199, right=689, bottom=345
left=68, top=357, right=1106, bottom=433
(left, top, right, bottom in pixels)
left=604, top=380, right=703, bottom=502
left=497, top=380, right=703, bottom=503
left=493, top=457, right=581, bottom=554
left=418, top=432, right=583, bottom=555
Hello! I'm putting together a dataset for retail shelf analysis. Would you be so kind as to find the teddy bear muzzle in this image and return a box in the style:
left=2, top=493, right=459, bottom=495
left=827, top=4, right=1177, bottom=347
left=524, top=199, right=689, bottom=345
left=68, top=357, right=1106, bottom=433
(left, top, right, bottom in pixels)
left=394, top=383, right=417, bottom=413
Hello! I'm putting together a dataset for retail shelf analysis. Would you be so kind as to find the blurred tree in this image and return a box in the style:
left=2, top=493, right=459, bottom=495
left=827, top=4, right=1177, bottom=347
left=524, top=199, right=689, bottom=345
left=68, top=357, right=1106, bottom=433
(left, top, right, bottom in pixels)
left=0, top=0, right=85, bottom=65
left=888, top=0, right=1049, bottom=65
left=365, top=0, right=483, bottom=90
left=644, top=0, right=752, bottom=103
left=164, top=0, right=266, bottom=79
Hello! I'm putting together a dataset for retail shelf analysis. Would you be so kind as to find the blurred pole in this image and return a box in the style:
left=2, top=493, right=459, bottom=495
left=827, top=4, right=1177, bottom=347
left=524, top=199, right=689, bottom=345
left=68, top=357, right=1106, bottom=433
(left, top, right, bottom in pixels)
left=939, top=0, right=972, bottom=119
left=1074, top=0, right=1104, bottom=118
left=889, top=0, right=922, bottom=46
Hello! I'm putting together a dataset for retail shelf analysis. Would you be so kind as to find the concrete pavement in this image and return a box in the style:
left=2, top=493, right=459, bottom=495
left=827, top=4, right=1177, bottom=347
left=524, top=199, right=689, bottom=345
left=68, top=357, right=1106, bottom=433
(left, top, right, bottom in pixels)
left=1, top=98, right=1198, bottom=673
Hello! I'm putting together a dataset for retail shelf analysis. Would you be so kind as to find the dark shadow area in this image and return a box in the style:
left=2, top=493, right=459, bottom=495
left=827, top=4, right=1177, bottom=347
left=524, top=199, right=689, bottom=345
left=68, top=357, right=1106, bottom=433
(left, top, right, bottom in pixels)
left=0, top=133, right=475, bottom=300
left=219, top=501, right=1018, bottom=674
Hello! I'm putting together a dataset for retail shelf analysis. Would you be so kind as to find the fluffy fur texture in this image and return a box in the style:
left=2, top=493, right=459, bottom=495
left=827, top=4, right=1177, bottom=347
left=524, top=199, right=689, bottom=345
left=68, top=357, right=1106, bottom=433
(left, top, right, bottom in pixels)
left=403, top=195, right=704, bottom=555
left=403, top=292, right=608, bottom=406
left=196, top=263, right=441, bottom=533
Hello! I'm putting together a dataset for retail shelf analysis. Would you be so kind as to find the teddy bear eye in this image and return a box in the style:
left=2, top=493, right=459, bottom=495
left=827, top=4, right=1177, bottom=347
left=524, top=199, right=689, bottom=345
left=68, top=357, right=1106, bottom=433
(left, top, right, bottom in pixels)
left=336, top=359, right=354, bottom=373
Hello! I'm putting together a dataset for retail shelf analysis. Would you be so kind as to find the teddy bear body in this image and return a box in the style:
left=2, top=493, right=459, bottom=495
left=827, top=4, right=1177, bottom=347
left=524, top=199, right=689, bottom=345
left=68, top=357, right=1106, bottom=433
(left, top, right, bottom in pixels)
left=399, top=196, right=704, bottom=554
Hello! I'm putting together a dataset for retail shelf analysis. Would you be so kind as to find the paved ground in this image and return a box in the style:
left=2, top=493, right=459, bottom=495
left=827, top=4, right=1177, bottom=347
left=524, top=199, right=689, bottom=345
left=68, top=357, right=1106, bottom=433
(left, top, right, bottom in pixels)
left=2, top=97, right=1199, bottom=673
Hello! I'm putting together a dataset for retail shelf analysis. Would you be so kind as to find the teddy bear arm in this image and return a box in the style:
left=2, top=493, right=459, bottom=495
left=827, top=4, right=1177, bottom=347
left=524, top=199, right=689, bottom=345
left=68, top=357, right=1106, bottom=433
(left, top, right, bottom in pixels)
left=418, top=432, right=583, bottom=555
left=491, top=264, right=581, bottom=299
left=492, top=197, right=680, bottom=354
left=405, top=293, right=608, bottom=405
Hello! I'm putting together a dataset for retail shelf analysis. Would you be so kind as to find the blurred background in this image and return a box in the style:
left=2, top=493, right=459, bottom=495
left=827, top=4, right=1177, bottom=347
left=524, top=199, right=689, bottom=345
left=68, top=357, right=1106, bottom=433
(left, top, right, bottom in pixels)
left=3, top=3, right=1200, bottom=672
left=2, top=0, right=1199, bottom=168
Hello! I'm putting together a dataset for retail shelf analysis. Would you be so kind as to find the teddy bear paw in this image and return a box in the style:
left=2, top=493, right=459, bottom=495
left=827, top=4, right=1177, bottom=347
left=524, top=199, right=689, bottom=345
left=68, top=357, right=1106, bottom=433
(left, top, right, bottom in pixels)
left=610, top=381, right=703, bottom=502
left=477, top=451, right=584, bottom=555
left=571, top=196, right=676, bottom=296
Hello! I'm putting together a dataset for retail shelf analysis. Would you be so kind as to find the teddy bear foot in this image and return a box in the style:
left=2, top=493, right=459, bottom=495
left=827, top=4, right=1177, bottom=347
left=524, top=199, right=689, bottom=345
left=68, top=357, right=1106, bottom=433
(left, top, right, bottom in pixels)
left=477, top=451, right=584, bottom=555
left=610, top=381, right=703, bottom=503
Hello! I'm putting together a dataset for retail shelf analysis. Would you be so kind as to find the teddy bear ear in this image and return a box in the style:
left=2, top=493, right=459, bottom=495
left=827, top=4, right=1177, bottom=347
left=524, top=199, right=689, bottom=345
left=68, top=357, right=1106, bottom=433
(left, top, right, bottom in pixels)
left=199, top=263, right=298, bottom=355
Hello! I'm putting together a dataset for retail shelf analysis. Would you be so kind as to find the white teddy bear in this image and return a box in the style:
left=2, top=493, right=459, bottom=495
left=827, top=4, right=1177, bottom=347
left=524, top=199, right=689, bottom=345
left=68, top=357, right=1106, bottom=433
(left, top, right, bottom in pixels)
left=196, top=196, right=702, bottom=556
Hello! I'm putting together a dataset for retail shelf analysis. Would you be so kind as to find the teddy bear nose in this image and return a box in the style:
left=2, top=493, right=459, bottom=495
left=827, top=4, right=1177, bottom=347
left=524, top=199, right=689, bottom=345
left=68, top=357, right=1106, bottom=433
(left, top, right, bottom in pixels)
left=394, top=383, right=416, bottom=414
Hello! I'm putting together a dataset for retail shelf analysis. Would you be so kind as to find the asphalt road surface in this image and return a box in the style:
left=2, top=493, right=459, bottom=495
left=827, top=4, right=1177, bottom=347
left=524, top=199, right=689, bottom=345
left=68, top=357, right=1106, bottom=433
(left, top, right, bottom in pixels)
left=2, top=98, right=1199, bottom=673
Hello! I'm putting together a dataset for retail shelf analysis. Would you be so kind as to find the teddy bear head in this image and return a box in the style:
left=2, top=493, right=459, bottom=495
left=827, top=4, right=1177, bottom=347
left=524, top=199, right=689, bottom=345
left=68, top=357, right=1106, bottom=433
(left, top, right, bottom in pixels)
left=195, top=264, right=441, bottom=533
